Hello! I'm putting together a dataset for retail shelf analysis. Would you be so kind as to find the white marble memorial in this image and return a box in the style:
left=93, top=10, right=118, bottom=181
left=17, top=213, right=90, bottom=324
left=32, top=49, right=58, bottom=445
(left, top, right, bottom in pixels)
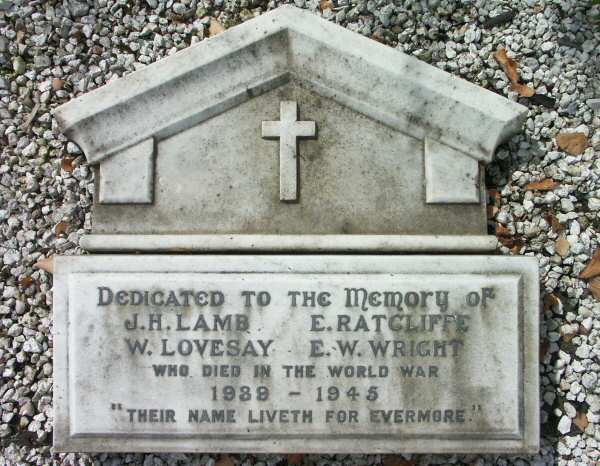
left=52, top=5, right=539, bottom=455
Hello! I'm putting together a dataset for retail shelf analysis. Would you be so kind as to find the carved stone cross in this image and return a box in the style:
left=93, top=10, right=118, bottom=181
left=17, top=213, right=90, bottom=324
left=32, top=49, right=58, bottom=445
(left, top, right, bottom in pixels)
left=262, top=101, right=316, bottom=201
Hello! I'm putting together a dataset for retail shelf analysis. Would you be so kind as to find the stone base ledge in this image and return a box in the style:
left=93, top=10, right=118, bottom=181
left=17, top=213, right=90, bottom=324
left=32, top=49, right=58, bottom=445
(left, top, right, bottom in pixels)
left=80, top=234, right=498, bottom=253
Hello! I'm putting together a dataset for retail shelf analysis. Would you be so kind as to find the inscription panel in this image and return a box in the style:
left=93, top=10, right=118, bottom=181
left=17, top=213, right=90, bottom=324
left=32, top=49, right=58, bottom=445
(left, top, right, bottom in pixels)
left=54, top=255, right=539, bottom=453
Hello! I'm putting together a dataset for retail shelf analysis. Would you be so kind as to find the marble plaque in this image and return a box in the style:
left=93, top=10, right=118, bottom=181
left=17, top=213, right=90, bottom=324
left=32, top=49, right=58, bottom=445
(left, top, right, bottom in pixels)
left=54, top=255, right=539, bottom=453
left=52, top=5, right=539, bottom=455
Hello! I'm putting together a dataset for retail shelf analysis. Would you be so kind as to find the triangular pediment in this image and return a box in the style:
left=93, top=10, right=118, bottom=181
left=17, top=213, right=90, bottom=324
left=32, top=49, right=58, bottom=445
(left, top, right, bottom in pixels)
left=54, top=5, right=526, bottom=167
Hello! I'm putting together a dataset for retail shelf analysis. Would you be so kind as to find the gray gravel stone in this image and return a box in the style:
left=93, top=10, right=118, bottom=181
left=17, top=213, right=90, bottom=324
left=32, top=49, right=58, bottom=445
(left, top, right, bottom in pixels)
left=12, top=56, right=25, bottom=74
left=69, top=1, right=90, bottom=18
left=0, top=0, right=598, bottom=464
left=582, top=372, right=598, bottom=389
left=22, top=339, right=41, bottom=354
left=2, top=249, right=20, bottom=265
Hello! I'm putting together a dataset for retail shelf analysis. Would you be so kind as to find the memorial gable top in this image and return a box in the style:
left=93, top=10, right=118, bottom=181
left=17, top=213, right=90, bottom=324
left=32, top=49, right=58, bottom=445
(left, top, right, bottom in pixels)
left=55, top=6, right=524, bottom=165
left=54, top=6, right=528, bottom=252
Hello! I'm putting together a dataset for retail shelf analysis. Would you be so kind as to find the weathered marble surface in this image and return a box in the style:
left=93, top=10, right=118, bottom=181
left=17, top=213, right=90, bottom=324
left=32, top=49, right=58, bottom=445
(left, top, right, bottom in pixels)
left=91, top=81, right=487, bottom=236
left=54, top=255, right=539, bottom=454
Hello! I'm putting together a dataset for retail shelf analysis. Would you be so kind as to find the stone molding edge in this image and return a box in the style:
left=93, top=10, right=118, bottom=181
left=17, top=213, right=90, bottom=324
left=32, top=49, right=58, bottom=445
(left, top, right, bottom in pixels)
left=53, top=6, right=527, bottom=167
left=79, top=234, right=499, bottom=252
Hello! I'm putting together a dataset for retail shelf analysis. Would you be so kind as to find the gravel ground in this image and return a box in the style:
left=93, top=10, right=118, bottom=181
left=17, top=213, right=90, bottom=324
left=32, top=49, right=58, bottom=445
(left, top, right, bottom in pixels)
left=0, top=0, right=599, bottom=464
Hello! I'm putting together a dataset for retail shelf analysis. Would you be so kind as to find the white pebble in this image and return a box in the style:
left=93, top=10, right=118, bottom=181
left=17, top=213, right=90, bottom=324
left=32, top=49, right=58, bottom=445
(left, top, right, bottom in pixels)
left=22, top=338, right=42, bottom=354
left=558, top=415, right=572, bottom=434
